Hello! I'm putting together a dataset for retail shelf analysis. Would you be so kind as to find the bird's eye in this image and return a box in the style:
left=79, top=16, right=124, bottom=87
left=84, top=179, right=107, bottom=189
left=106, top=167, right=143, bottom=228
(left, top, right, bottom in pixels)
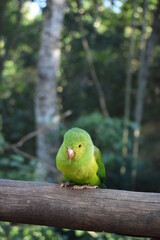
left=78, top=144, right=81, bottom=148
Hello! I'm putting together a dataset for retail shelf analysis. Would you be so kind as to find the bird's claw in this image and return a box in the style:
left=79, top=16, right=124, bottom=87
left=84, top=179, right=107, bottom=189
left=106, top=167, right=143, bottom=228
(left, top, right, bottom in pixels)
left=70, top=184, right=98, bottom=190
left=60, top=182, right=74, bottom=188
left=60, top=183, right=98, bottom=189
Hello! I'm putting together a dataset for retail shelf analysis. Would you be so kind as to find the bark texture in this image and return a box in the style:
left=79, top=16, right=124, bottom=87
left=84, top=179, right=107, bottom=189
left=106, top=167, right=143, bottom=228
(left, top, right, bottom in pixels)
left=35, top=0, right=66, bottom=182
left=0, top=179, right=160, bottom=238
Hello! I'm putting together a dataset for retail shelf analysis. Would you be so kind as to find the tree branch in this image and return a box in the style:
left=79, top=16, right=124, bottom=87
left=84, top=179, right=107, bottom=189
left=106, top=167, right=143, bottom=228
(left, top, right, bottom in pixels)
left=1, top=110, right=72, bottom=151
left=2, top=128, right=45, bottom=151
left=0, top=179, right=160, bottom=238
left=13, top=148, right=59, bottom=176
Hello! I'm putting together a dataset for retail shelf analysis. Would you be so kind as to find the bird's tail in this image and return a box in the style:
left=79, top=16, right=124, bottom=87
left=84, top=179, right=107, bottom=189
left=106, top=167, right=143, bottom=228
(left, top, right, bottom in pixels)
left=99, top=182, right=106, bottom=189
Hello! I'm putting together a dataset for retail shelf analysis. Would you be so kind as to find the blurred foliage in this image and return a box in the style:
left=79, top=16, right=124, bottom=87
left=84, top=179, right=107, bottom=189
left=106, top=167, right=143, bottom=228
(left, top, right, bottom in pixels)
left=0, top=116, right=36, bottom=180
left=0, top=222, right=149, bottom=240
left=0, top=0, right=41, bottom=147
left=0, top=0, right=160, bottom=239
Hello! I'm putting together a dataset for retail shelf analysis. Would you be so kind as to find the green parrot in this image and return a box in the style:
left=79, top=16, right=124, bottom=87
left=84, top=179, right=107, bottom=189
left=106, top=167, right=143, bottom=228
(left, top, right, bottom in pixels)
left=56, top=127, right=106, bottom=189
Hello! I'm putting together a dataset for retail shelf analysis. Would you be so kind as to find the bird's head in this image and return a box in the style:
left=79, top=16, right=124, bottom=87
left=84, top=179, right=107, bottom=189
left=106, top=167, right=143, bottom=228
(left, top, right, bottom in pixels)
left=63, top=128, right=94, bottom=161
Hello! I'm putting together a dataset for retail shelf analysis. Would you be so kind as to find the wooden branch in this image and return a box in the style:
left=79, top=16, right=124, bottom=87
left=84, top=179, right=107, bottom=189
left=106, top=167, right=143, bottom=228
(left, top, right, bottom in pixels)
left=0, top=180, right=160, bottom=238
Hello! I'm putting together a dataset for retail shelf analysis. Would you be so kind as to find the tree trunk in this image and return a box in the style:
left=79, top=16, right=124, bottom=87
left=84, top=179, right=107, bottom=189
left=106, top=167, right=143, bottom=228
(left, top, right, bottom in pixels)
left=135, top=0, right=160, bottom=120
left=134, top=0, right=160, bottom=125
left=132, top=0, right=160, bottom=189
left=35, top=0, right=66, bottom=182
left=121, top=0, right=137, bottom=175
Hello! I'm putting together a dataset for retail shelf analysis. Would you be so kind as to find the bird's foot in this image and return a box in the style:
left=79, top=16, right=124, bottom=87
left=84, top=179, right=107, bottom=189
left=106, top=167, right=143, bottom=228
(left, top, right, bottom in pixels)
left=60, top=182, right=74, bottom=188
left=70, top=184, right=98, bottom=190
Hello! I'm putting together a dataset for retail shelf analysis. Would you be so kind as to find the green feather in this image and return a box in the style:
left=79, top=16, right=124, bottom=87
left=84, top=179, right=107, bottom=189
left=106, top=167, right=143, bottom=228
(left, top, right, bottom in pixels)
left=56, top=128, right=106, bottom=188
left=94, top=146, right=106, bottom=181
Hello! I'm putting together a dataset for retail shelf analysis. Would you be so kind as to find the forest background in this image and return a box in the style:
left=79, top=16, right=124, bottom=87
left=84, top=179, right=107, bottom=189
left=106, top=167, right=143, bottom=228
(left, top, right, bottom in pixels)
left=0, top=0, right=160, bottom=239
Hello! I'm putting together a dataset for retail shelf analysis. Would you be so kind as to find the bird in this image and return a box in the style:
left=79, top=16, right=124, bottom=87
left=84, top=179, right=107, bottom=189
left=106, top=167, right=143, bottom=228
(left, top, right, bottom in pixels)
left=56, top=127, right=106, bottom=189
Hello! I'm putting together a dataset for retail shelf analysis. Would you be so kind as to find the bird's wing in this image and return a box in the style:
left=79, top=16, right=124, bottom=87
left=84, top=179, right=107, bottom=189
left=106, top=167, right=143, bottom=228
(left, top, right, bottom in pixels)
left=94, top=146, right=106, bottom=181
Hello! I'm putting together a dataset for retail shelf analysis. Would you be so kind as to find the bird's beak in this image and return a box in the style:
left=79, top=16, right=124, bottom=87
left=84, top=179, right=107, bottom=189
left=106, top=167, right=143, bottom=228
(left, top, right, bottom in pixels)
left=67, top=147, right=75, bottom=160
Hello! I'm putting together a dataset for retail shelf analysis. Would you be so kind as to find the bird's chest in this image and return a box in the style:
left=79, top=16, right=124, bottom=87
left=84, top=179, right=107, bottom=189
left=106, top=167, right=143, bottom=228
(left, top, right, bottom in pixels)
left=60, top=158, right=96, bottom=184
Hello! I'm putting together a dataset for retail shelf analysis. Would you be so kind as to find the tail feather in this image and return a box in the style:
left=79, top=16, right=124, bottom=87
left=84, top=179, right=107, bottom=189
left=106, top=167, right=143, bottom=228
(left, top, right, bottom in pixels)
left=99, top=182, right=106, bottom=189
